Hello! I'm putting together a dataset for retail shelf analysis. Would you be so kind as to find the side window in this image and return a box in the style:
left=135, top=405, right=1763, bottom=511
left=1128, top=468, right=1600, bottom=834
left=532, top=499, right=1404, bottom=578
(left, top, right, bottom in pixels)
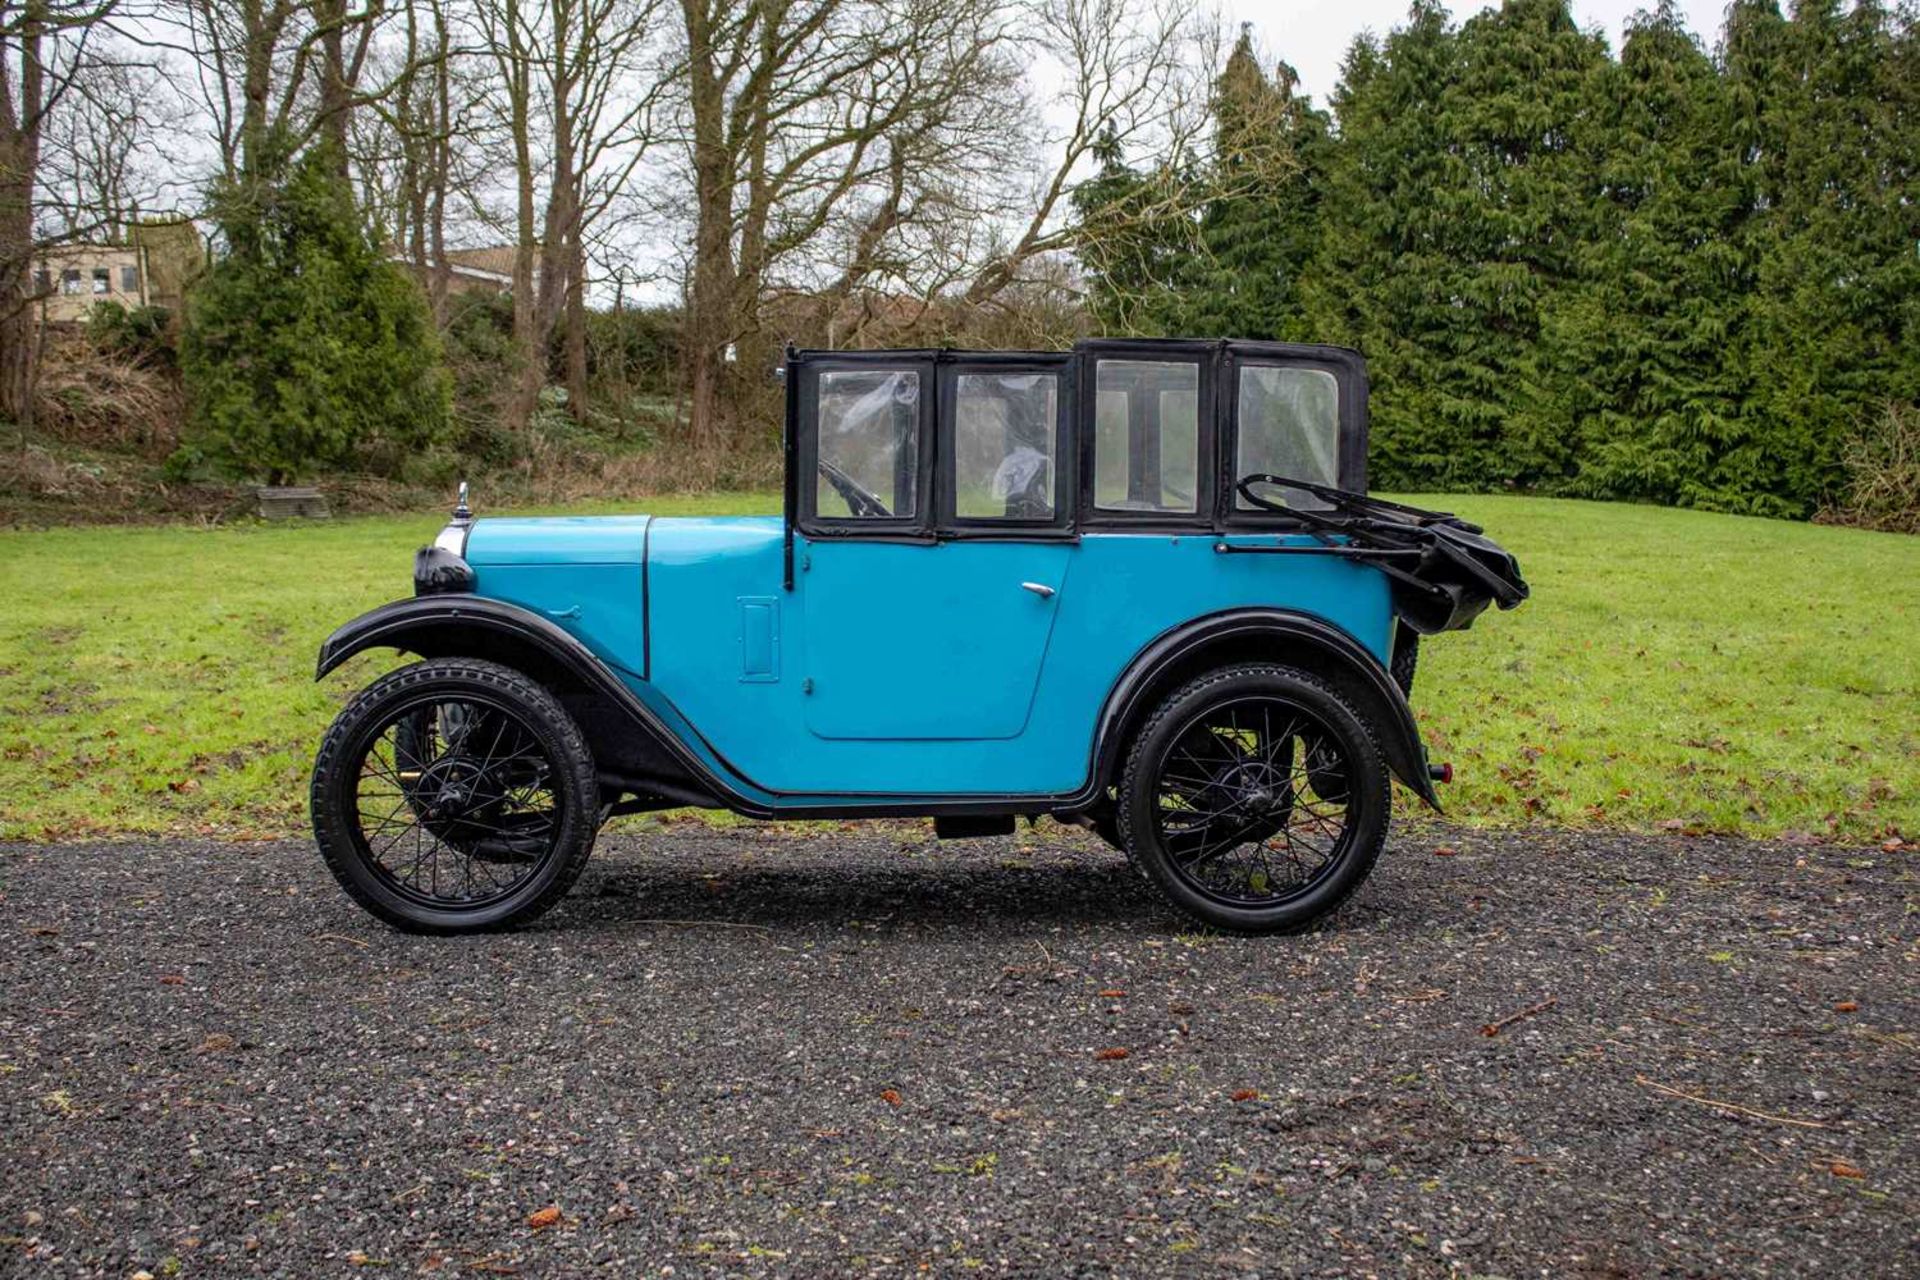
left=121, top=265, right=140, bottom=293
left=815, top=368, right=920, bottom=520
left=954, top=371, right=1058, bottom=520
left=1093, top=359, right=1198, bottom=513
left=92, top=267, right=110, bottom=295
left=1235, top=365, right=1340, bottom=509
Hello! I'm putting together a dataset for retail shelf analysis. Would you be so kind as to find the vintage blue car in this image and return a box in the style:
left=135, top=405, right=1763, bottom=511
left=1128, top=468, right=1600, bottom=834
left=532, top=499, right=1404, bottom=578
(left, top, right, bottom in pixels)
left=311, top=339, right=1527, bottom=935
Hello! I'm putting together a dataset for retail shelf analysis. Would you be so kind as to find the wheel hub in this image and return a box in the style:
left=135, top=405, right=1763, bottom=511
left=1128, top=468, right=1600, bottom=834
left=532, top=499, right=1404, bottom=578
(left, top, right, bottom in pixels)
left=418, top=758, right=481, bottom=819
left=1223, top=761, right=1288, bottom=815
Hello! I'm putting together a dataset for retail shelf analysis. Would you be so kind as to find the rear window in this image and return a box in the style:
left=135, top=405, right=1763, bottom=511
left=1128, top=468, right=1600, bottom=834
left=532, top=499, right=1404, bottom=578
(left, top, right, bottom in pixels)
left=1235, top=365, right=1339, bottom=510
left=1093, top=359, right=1199, bottom=513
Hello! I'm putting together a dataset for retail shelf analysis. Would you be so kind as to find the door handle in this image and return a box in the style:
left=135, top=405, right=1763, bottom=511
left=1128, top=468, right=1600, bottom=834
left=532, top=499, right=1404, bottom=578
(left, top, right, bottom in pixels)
left=1020, top=582, right=1056, bottom=599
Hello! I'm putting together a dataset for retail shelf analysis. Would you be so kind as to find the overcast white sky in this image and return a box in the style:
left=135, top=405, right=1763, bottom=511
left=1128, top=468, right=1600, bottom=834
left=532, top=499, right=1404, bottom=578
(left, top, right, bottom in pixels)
left=1222, top=0, right=1731, bottom=104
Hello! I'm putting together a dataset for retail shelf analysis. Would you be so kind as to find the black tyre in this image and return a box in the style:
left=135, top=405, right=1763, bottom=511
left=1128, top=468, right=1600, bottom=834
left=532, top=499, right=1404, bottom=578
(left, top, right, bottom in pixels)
left=311, top=658, right=599, bottom=933
left=1117, top=663, right=1390, bottom=934
left=1390, top=623, right=1419, bottom=697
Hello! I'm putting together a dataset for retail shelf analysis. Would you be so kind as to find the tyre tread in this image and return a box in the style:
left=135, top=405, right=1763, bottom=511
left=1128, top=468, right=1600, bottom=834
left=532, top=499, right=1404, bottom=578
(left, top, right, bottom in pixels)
left=1116, top=662, right=1391, bottom=935
left=310, top=657, right=598, bottom=933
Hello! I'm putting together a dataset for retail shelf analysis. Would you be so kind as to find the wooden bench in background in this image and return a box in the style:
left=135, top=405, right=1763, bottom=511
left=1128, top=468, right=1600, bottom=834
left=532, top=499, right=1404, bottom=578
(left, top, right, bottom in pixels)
left=255, top=486, right=331, bottom=520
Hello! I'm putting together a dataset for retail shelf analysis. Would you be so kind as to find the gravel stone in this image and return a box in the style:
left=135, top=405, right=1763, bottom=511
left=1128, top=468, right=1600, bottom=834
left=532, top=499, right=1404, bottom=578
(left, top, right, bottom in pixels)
left=1, top=822, right=1913, bottom=1276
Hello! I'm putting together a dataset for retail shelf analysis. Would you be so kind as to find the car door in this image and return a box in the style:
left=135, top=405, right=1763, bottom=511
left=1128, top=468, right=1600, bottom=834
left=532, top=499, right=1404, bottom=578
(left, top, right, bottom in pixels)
left=796, top=354, right=1074, bottom=741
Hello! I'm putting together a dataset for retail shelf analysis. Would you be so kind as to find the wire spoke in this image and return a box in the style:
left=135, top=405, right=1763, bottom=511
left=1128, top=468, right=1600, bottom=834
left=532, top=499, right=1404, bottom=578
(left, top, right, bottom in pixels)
left=1149, top=694, right=1356, bottom=907
left=341, top=695, right=564, bottom=907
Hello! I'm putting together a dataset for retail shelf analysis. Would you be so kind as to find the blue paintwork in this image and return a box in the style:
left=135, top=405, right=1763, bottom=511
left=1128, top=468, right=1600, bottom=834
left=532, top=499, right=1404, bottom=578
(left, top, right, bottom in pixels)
left=457, top=511, right=1396, bottom=805
left=464, top=516, right=650, bottom=678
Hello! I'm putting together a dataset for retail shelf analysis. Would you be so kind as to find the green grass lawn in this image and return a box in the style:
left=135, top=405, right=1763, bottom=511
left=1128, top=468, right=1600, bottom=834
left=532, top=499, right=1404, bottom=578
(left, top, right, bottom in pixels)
left=0, top=493, right=1914, bottom=842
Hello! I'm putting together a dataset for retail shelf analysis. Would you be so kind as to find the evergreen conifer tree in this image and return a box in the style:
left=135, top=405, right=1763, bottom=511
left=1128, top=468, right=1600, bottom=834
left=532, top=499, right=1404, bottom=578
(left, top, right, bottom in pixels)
left=179, top=138, right=453, bottom=484
left=1545, top=1, right=1751, bottom=509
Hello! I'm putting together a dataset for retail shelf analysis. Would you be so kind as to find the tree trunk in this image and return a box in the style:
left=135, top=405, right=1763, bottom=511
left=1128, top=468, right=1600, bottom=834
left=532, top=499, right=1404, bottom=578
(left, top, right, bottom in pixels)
left=426, top=0, right=452, bottom=325
left=680, top=0, right=736, bottom=447
left=504, top=0, right=540, bottom=429
left=564, top=237, right=588, bottom=418
left=317, top=0, right=352, bottom=170
left=0, top=2, right=47, bottom=429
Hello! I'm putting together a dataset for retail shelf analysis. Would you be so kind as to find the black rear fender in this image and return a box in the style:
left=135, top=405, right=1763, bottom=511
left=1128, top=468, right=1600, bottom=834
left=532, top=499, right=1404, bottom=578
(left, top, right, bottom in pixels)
left=1091, top=609, right=1440, bottom=810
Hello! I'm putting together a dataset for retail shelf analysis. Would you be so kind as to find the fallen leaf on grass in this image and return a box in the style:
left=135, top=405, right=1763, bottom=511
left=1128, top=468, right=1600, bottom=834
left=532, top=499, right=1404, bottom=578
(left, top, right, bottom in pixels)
left=158, top=974, right=184, bottom=986
left=1432, top=846, right=1458, bottom=857
left=525, top=1205, right=561, bottom=1230
left=1094, top=1047, right=1130, bottom=1061
left=167, top=778, right=200, bottom=794
left=26, top=926, right=58, bottom=937
left=194, top=1033, right=236, bottom=1054
left=1834, top=1001, right=1859, bottom=1013
left=1097, top=989, right=1127, bottom=998
left=879, top=1089, right=902, bottom=1107
left=1230, top=1089, right=1259, bottom=1102
left=1825, top=1161, right=1865, bottom=1179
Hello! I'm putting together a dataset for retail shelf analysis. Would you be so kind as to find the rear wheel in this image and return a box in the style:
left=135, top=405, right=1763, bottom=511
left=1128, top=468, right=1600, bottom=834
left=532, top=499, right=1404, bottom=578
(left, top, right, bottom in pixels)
left=311, top=658, right=598, bottom=933
left=1117, top=663, right=1390, bottom=934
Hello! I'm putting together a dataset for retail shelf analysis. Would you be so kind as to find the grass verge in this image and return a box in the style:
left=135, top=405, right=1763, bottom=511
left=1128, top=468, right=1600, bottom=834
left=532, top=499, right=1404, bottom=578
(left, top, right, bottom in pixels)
left=0, top=493, right=1913, bottom=842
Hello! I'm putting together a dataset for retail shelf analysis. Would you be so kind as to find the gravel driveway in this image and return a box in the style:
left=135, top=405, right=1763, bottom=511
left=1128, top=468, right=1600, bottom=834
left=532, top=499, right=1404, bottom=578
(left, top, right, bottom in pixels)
left=3, top=822, right=1914, bottom=1277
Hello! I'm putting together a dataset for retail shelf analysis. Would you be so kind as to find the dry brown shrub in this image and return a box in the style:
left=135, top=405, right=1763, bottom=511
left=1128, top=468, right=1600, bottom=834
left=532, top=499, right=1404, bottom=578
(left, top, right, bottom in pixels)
left=31, top=333, right=184, bottom=456
left=1817, top=403, right=1920, bottom=535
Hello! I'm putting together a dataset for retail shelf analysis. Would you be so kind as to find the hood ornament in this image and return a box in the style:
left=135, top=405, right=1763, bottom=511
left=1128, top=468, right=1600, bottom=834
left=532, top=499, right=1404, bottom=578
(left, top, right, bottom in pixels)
left=452, top=480, right=472, bottom=522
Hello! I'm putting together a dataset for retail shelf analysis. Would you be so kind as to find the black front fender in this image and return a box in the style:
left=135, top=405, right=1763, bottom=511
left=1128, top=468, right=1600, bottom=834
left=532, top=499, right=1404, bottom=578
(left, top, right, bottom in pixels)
left=315, top=594, right=618, bottom=682
left=314, top=595, right=733, bottom=810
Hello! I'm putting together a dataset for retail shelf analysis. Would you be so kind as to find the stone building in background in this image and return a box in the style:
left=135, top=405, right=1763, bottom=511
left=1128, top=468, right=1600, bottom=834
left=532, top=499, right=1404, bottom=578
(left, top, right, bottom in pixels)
left=32, top=218, right=203, bottom=324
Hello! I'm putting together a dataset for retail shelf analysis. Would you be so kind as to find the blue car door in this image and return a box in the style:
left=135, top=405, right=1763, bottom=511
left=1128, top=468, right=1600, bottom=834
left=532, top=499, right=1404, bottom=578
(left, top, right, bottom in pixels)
left=796, top=356, right=1075, bottom=742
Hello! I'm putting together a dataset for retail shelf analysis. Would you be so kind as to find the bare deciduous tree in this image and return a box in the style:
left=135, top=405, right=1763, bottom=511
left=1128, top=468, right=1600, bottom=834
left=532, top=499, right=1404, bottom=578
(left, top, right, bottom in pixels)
left=470, top=0, right=662, bottom=426
left=1, top=0, right=137, bottom=428
left=669, top=0, right=1028, bottom=444
left=961, top=0, right=1212, bottom=306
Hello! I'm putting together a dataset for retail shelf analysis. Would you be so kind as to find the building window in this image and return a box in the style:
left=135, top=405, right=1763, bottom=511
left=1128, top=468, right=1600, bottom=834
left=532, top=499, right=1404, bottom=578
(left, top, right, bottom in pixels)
left=121, top=265, right=140, bottom=293
left=61, top=269, right=82, bottom=295
left=33, top=269, right=49, bottom=294
left=92, top=267, right=110, bottom=294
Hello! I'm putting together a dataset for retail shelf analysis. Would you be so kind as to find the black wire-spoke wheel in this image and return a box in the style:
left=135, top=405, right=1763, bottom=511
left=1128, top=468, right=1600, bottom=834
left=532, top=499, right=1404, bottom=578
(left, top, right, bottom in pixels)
left=312, top=659, right=598, bottom=933
left=1118, top=664, right=1390, bottom=934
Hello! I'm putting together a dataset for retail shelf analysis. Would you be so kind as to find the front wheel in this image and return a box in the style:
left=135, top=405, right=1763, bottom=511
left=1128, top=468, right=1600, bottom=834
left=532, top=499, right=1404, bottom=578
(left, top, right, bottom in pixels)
left=310, top=658, right=599, bottom=933
left=1117, top=664, right=1390, bottom=934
